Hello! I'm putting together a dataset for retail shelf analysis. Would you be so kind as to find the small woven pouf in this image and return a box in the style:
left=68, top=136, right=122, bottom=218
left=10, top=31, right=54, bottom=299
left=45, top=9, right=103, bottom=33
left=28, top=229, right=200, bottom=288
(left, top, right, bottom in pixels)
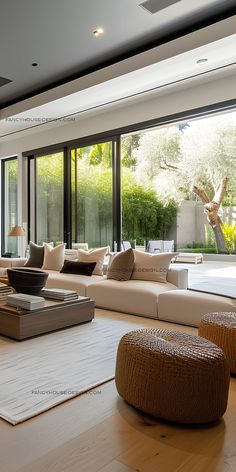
left=115, top=328, right=230, bottom=424
left=199, top=312, right=236, bottom=374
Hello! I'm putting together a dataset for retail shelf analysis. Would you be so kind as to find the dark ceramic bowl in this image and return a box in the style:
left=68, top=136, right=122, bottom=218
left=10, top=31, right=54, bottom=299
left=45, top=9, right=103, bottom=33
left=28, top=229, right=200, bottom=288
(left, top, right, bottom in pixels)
left=7, top=268, right=49, bottom=295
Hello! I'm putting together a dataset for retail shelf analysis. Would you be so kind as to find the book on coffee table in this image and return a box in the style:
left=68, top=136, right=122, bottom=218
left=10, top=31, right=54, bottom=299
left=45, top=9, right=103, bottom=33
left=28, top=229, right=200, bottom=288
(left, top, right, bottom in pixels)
left=6, top=293, right=45, bottom=310
left=40, top=288, right=79, bottom=301
left=0, top=283, right=14, bottom=300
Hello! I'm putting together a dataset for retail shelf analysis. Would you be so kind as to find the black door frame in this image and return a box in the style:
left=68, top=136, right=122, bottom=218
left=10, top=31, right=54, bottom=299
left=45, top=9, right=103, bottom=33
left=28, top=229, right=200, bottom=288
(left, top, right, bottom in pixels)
left=27, top=136, right=121, bottom=250
left=1, top=156, right=18, bottom=256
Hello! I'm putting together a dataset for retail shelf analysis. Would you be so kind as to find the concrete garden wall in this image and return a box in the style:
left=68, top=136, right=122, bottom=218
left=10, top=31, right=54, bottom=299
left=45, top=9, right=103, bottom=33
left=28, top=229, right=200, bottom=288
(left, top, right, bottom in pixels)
left=168, top=201, right=236, bottom=249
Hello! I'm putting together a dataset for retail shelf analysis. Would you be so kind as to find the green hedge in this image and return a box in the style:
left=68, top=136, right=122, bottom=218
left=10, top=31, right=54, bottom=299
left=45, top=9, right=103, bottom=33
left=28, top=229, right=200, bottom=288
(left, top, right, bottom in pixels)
left=122, top=179, right=177, bottom=245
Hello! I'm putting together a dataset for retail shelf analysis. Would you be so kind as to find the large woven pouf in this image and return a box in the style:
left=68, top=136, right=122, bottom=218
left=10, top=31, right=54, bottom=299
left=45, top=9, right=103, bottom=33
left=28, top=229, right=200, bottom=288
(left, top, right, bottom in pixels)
left=115, top=328, right=230, bottom=424
left=199, top=312, right=236, bottom=374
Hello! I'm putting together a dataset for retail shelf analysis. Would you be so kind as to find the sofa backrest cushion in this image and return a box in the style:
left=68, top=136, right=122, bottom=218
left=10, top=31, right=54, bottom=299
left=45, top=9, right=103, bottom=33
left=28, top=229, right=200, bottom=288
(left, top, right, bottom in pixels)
left=72, top=243, right=88, bottom=250
left=60, top=260, right=96, bottom=276
left=64, top=249, right=78, bottom=261
left=107, top=248, right=134, bottom=281
left=42, top=243, right=65, bottom=271
left=131, top=250, right=176, bottom=283
left=24, top=241, right=44, bottom=268
left=77, top=246, right=109, bottom=276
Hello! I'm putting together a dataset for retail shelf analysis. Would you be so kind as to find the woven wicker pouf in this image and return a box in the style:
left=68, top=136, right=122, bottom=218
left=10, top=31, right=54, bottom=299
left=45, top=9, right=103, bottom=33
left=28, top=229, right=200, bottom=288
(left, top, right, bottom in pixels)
left=115, top=328, right=230, bottom=424
left=199, top=312, right=236, bottom=374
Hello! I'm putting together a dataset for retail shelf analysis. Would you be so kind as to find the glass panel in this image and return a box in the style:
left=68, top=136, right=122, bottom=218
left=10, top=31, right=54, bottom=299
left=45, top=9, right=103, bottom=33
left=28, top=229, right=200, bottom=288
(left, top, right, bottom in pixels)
left=71, top=142, right=113, bottom=248
left=121, top=111, right=236, bottom=254
left=35, top=152, right=64, bottom=245
left=3, top=159, right=18, bottom=255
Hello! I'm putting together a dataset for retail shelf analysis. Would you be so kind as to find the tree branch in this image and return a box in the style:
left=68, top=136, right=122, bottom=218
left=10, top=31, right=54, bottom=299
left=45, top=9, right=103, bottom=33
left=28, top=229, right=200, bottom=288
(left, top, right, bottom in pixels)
left=192, top=186, right=210, bottom=204
left=213, top=177, right=228, bottom=205
left=159, top=160, right=180, bottom=172
left=162, top=159, right=179, bottom=170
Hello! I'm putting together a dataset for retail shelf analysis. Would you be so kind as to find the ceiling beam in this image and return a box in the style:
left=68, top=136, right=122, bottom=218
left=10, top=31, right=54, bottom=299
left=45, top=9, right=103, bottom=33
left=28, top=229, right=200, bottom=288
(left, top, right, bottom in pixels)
left=1, top=15, right=236, bottom=121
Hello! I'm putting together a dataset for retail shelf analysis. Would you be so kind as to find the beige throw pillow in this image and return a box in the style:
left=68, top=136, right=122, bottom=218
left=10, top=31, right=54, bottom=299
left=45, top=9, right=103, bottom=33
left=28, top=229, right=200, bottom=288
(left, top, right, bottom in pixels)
left=42, top=243, right=65, bottom=271
left=77, top=246, right=109, bottom=276
left=131, top=250, right=176, bottom=283
left=107, top=248, right=134, bottom=281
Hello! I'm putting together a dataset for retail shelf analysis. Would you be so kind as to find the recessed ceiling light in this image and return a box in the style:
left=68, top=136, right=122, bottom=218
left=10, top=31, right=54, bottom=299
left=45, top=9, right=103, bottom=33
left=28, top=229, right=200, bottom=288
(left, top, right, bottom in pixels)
left=32, top=62, right=39, bottom=67
left=196, top=58, right=208, bottom=65
left=93, top=28, right=104, bottom=37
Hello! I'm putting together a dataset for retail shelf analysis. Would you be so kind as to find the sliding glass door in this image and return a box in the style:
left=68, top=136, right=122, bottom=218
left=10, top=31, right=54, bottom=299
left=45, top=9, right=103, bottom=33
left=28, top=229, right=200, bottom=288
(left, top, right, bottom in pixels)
left=71, top=142, right=113, bottom=248
left=29, top=138, right=119, bottom=249
left=35, top=152, right=64, bottom=245
left=1, top=158, right=18, bottom=255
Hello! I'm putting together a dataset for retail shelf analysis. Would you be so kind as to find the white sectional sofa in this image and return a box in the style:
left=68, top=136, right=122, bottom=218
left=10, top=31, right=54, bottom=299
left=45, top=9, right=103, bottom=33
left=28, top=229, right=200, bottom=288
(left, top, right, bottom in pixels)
left=2, top=248, right=235, bottom=327
left=86, top=267, right=188, bottom=318
left=45, top=266, right=188, bottom=319
left=45, top=267, right=236, bottom=325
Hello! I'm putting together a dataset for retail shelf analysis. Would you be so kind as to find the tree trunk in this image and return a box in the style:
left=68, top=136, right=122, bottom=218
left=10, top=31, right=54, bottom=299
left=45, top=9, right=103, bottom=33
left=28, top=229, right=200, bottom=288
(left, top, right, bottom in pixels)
left=193, top=177, right=228, bottom=254
left=212, top=224, right=227, bottom=254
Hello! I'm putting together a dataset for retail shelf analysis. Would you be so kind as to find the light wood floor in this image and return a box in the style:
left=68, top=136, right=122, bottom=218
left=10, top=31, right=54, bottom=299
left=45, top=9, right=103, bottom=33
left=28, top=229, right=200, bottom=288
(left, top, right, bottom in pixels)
left=0, top=311, right=236, bottom=472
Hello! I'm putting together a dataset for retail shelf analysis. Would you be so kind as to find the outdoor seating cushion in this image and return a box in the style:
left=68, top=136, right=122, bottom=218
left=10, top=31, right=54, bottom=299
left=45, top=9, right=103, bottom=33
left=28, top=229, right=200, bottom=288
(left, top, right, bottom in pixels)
left=87, top=279, right=177, bottom=318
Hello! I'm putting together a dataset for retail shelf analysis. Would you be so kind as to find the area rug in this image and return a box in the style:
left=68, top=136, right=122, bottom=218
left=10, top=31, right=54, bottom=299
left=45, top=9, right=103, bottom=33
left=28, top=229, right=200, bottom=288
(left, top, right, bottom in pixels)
left=0, top=311, right=148, bottom=425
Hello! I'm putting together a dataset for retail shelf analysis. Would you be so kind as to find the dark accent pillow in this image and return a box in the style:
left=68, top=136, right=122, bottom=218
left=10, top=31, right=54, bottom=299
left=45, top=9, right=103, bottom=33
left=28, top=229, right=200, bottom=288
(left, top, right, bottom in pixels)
left=24, top=241, right=44, bottom=268
left=60, top=260, right=96, bottom=276
left=107, top=248, right=134, bottom=281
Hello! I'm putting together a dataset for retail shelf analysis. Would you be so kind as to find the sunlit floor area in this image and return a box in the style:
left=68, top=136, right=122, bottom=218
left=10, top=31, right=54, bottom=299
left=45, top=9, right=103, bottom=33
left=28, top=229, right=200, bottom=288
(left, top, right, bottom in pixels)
left=0, top=311, right=236, bottom=472
left=175, top=261, right=236, bottom=298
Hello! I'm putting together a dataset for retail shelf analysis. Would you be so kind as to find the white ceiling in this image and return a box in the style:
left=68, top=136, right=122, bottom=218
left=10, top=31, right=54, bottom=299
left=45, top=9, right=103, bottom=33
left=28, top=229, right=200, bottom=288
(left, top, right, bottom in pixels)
left=1, top=29, right=236, bottom=140
left=0, top=0, right=235, bottom=107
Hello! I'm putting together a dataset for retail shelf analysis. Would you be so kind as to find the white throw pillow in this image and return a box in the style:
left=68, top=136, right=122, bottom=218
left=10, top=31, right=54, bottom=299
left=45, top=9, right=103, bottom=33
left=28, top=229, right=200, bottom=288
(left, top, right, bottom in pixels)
left=131, top=250, right=176, bottom=283
left=77, top=247, right=109, bottom=276
left=64, top=249, right=78, bottom=261
left=42, top=243, right=65, bottom=271
left=43, top=241, right=54, bottom=247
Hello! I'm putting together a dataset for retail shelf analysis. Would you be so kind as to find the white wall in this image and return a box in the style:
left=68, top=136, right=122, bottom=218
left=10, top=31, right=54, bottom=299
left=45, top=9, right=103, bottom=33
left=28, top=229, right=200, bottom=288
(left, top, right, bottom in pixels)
left=1, top=67, right=236, bottom=158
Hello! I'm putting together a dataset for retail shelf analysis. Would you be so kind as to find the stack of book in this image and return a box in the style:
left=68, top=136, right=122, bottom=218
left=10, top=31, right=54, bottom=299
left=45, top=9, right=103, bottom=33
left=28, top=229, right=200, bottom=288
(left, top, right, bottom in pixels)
left=40, top=288, right=79, bottom=301
left=6, top=293, right=45, bottom=310
left=0, top=282, right=14, bottom=300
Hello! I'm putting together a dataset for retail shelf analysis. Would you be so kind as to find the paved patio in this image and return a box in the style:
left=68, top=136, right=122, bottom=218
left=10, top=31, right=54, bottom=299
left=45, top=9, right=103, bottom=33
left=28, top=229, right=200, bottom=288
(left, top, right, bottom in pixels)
left=174, top=261, right=236, bottom=298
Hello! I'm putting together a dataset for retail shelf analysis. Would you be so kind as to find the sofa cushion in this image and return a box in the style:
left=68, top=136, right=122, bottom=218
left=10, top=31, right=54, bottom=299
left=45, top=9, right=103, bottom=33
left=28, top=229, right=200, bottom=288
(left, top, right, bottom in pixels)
left=64, top=249, right=79, bottom=261
left=42, top=243, right=65, bottom=271
left=45, top=272, right=106, bottom=296
left=158, top=289, right=236, bottom=327
left=78, top=247, right=109, bottom=276
left=87, top=279, right=177, bottom=318
left=131, top=250, right=176, bottom=283
left=24, top=241, right=44, bottom=268
left=107, top=248, right=134, bottom=281
left=60, top=260, right=96, bottom=276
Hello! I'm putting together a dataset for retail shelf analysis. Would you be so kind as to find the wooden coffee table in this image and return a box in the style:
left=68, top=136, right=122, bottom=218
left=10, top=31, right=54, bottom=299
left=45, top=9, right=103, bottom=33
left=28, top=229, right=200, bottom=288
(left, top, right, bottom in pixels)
left=0, top=296, right=94, bottom=340
left=0, top=276, right=9, bottom=285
